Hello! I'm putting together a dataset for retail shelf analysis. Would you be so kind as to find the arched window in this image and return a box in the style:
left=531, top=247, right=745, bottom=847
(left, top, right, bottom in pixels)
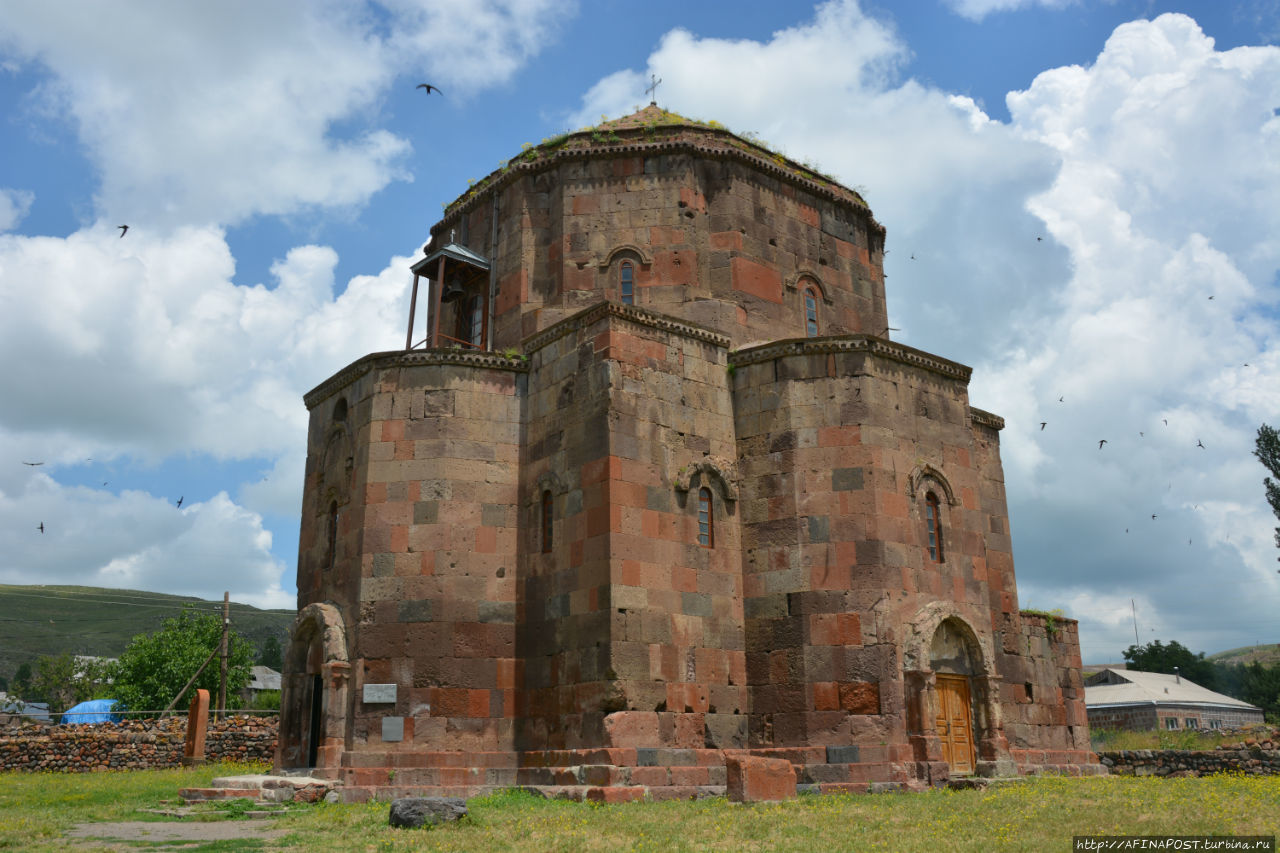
left=326, top=501, right=338, bottom=571
left=925, top=492, right=944, bottom=563
left=697, top=487, right=714, bottom=548
left=463, top=294, right=484, bottom=348
left=620, top=260, right=634, bottom=305
left=541, top=490, right=553, bottom=554
left=803, top=286, right=820, bottom=337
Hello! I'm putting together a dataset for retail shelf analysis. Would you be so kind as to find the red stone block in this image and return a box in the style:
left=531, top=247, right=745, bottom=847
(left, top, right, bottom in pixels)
left=839, top=681, right=880, bottom=715
left=812, top=682, right=839, bottom=711
left=586, top=786, right=647, bottom=803
left=710, top=231, right=743, bottom=251
left=670, top=765, right=710, bottom=786
left=835, top=613, right=861, bottom=645
left=730, top=257, right=783, bottom=304
left=604, top=711, right=659, bottom=747
left=726, top=756, right=796, bottom=803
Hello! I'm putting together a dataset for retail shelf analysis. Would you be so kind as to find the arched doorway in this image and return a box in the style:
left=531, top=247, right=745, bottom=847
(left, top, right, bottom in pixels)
left=929, top=619, right=981, bottom=775
left=277, top=603, right=349, bottom=773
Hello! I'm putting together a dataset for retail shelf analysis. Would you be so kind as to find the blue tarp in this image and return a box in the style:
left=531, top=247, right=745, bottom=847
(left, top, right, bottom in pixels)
left=61, top=699, right=120, bottom=724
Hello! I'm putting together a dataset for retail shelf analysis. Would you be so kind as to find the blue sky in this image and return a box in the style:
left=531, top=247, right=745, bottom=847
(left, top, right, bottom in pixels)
left=1, top=0, right=1277, bottom=664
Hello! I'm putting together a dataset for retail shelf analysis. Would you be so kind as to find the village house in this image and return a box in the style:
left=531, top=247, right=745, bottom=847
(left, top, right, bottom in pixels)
left=1085, top=668, right=1264, bottom=731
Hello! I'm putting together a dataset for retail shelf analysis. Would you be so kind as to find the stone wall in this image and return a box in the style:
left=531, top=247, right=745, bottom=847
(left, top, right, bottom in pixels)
left=0, top=716, right=277, bottom=772
left=1100, top=740, right=1280, bottom=777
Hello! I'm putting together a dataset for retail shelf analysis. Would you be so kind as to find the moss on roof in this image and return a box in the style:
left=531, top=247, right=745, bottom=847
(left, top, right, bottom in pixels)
left=438, top=105, right=872, bottom=224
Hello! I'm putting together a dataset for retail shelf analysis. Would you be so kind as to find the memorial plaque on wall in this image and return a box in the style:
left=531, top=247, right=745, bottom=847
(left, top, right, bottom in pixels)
left=363, top=683, right=397, bottom=703
left=382, top=716, right=404, bottom=742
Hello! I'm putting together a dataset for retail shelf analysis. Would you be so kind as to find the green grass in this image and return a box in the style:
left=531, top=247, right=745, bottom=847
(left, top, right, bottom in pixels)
left=1091, top=726, right=1272, bottom=752
left=2, top=763, right=1278, bottom=851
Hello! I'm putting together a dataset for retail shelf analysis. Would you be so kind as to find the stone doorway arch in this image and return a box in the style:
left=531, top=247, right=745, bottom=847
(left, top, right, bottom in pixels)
left=903, top=606, right=1014, bottom=781
left=276, top=603, right=350, bottom=773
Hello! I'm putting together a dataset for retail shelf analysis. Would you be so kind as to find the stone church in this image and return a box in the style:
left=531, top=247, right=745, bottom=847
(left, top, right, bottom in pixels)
left=277, top=105, right=1101, bottom=800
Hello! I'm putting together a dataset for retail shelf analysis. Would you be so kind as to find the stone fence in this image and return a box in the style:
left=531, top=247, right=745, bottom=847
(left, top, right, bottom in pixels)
left=1100, top=735, right=1280, bottom=777
left=0, top=715, right=277, bottom=772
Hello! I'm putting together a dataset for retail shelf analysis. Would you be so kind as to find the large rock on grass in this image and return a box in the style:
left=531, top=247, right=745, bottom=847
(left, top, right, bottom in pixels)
left=388, top=797, right=468, bottom=828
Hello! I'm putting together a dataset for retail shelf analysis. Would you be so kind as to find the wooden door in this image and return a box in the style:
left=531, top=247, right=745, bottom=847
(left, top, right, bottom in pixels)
left=935, top=674, right=975, bottom=774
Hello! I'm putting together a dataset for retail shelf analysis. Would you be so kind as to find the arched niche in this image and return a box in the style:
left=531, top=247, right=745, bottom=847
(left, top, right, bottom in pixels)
left=277, top=603, right=350, bottom=772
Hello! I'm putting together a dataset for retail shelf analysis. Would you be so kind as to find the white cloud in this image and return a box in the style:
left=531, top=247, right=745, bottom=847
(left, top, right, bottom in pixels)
left=0, top=225, right=411, bottom=461
left=0, top=189, right=34, bottom=231
left=0, top=0, right=571, bottom=227
left=941, top=0, right=1078, bottom=22
left=383, top=0, right=578, bottom=95
left=0, top=476, right=292, bottom=609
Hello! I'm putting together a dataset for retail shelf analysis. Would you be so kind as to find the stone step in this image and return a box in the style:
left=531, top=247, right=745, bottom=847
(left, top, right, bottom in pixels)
left=179, top=773, right=339, bottom=805
left=177, top=787, right=262, bottom=801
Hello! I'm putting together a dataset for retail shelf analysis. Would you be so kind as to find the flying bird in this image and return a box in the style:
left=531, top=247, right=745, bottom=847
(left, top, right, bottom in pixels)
left=416, top=83, right=442, bottom=95
left=1058, top=396, right=1064, bottom=402
left=1207, top=295, right=1214, bottom=300
left=1196, top=440, right=1205, bottom=449
left=910, top=254, right=916, bottom=260
left=1163, top=419, right=1168, bottom=426
left=1098, top=440, right=1107, bottom=449
left=22, top=461, right=43, bottom=466
left=1040, top=422, right=1046, bottom=431
left=1139, top=431, right=1144, bottom=437
left=37, top=523, right=44, bottom=533
left=1151, top=514, right=1157, bottom=520
left=118, top=225, right=128, bottom=237
left=1037, top=237, right=1043, bottom=242
left=176, top=496, right=184, bottom=508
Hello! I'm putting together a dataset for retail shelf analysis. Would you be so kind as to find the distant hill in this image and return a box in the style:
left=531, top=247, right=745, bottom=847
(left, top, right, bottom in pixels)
left=1207, top=643, right=1280, bottom=667
left=0, top=585, right=296, bottom=684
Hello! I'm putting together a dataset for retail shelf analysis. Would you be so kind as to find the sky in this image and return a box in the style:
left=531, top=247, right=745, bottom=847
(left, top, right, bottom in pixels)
left=1, top=0, right=1278, bottom=665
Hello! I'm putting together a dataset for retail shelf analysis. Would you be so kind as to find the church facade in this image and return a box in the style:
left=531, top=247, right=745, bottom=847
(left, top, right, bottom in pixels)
left=277, top=106, right=1100, bottom=800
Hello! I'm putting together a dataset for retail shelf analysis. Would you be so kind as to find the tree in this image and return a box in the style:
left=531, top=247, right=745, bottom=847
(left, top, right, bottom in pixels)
left=256, top=636, right=283, bottom=671
left=1255, top=423, right=1280, bottom=558
left=17, top=654, right=112, bottom=715
left=108, top=605, right=254, bottom=717
left=1122, top=639, right=1217, bottom=688
left=11, top=662, right=32, bottom=699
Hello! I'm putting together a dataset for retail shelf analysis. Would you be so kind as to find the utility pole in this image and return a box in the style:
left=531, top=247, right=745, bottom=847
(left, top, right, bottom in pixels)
left=1131, top=599, right=1140, bottom=649
left=217, top=591, right=229, bottom=720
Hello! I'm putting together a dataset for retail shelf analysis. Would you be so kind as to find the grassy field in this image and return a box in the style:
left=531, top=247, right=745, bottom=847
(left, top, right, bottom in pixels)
left=1, top=762, right=1278, bottom=852
left=1090, top=725, right=1275, bottom=752
left=0, top=585, right=295, bottom=683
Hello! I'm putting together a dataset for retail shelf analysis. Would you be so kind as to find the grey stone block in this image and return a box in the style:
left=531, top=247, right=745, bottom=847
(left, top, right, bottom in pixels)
left=388, top=797, right=468, bottom=828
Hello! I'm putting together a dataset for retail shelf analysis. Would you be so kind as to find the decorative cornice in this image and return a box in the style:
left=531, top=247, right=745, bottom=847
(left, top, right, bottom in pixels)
left=728, top=335, right=973, bottom=383
left=303, top=349, right=528, bottom=410
left=523, top=300, right=731, bottom=356
left=433, top=131, right=881, bottom=239
left=969, top=407, right=1005, bottom=431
